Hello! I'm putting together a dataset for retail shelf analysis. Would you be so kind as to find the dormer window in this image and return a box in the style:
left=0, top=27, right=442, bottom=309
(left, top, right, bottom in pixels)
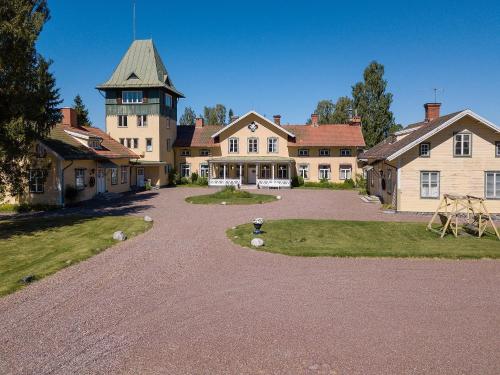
left=454, top=133, right=471, bottom=157
left=122, top=91, right=143, bottom=104
left=319, top=149, right=331, bottom=156
left=419, top=142, right=430, bottom=157
left=88, top=138, right=102, bottom=149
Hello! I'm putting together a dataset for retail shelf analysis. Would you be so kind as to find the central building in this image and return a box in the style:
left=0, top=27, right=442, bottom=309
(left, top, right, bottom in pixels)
left=97, top=39, right=366, bottom=188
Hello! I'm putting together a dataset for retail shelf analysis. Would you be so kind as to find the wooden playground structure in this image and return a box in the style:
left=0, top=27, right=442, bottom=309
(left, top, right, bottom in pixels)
left=427, top=194, right=500, bottom=240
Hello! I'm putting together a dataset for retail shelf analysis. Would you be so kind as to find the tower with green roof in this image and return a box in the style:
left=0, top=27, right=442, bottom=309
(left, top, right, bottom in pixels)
left=97, top=39, right=184, bottom=186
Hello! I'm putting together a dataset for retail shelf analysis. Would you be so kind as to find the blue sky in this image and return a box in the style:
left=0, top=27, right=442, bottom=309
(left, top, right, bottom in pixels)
left=38, top=0, right=500, bottom=128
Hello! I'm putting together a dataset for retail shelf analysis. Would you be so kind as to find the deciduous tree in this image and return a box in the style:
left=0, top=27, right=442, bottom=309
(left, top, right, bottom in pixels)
left=352, top=61, right=395, bottom=147
left=203, top=104, right=227, bottom=125
left=179, top=106, right=196, bottom=125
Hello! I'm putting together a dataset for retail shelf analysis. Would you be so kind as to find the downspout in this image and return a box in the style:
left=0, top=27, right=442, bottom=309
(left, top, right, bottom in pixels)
left=60, top=160, right=73, bottom=207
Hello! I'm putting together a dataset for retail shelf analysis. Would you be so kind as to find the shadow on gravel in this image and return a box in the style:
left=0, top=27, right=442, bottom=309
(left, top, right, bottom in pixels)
left=0, top=191, right=158, bottom=239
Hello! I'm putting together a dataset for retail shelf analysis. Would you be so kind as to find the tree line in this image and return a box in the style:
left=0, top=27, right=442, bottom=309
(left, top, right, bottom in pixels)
left=179, top=105, right=235, bottom=126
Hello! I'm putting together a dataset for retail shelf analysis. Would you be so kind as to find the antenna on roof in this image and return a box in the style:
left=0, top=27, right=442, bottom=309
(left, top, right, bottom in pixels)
left=433, top=88, right=444, bottom=103
left=132, top=0, right=136, bottom=41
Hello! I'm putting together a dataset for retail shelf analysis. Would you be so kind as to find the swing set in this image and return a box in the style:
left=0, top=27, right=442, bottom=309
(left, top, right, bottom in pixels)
left=427, top=194, right=500, bottom=240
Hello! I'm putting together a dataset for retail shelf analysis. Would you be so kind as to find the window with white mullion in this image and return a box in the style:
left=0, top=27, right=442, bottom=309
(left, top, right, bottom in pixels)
left=267, top=138, right=278, bottom=153
left=485, top=172, right=500, bottom=199
left=248, top=138, right=258, bottom=153
left=229, top=138, right=239, bottom=153
left=299, top=164, right=309, bottom=179
left=420, top=171, right=439, bottom=198
left=454, top=133, right=471, bottom=156
left=319, top=165, right=331, bottom=180
left=122, top=91, right=143, bottom=104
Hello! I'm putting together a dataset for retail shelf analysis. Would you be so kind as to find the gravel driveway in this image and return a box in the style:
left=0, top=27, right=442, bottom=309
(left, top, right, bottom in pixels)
left=0, top=188, right=498, bottom=374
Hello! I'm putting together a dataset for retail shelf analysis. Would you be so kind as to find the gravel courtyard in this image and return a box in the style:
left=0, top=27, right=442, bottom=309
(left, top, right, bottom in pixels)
left=1, top=188, right=499, bottom=374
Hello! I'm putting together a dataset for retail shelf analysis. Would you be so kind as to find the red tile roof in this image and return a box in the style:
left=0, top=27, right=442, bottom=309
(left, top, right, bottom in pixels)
left=284, top=124, right=365, bottom=147
left=174, top=124, right=365, bottom=148
left=174, top=125, right=222, bottom=147
left=43, top=124, right=138, bottom=160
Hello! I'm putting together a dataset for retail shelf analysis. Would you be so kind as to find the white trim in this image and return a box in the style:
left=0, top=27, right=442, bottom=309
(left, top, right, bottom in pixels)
left=210, top=110, right=296, bottom=138
left=387, top=110, right=499, bottom=161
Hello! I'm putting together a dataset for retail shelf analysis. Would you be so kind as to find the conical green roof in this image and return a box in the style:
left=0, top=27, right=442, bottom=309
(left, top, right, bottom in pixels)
left=96, top=39, right=184, bottom=97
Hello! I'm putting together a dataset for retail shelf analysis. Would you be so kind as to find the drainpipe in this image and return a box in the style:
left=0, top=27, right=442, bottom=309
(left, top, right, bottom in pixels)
left=60, top=160, right=73, bottom=207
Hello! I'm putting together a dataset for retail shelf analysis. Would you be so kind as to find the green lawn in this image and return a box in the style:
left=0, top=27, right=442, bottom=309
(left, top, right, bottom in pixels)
left=186, top=188, right=277, bottom=205
left=0, top=215, right=152, bottom=296
left=228, top=219, right=500, bottom=259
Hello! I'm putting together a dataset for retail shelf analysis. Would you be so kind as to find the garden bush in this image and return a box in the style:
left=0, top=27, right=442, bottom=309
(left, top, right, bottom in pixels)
left=180, top=176, right=189, bottom=185
left=197, top=177, right=208, bottom=186
left=191, top=172, right=198, bottom=183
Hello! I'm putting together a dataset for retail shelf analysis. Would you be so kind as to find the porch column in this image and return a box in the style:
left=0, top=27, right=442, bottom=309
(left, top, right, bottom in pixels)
left=256, top=163, right=259, bottom=184
left=239, top=164, right=242, bottom=184
left=288, top=163, right=291, bottom=181
left=223, top=163, right=227, bottom=181
left=272, top=164, right=275, bottom=181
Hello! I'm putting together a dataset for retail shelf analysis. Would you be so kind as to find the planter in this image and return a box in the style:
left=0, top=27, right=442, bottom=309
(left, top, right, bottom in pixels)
left=253, top=222, right=263, bottom=234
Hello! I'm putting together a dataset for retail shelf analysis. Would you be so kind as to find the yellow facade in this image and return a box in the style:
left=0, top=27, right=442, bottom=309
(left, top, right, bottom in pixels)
left=367, top=115, right=500, bottom=213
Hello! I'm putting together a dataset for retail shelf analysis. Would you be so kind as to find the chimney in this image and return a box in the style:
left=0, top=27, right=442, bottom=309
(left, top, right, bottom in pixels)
left=273, top=115, right=281, bottom=126
left=195, top=117, right=204, bottom=128
left=424, top=103, right=441, bottom=122
left=60, top=107, right=78, bottom=127
left=230, top=115, right=239, bottom=123
left=349, top=115, right=361, bottom=126
left=311, top=113, right=319, bottom=127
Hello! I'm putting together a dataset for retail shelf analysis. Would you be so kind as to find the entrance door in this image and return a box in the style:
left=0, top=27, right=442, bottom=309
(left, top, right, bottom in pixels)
left=96, top=168, right=106, bottom=193
left=137, top=167, right=145, bottom=187
left=248, top=165, right=256, bottom=184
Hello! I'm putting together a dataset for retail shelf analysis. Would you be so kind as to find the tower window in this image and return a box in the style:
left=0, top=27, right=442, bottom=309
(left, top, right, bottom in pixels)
left=146, top=138, right=153, bottom=152
left=165, top=93, right=172, bottom=108
left=137, top=115, right=147, bottom=127
left=122, top=91, right=143, bottom=104
left=118, top=115, right=127, bottom=127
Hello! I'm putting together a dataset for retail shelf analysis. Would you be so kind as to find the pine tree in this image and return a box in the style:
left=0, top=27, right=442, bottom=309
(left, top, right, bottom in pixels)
left=0, top=0, right=61, bottom=198
left=179, top=106, right=196, bottom=125
left=228, top=108, right=234, bottom=124
left=352, top=61, right=395, bottom=147
left=73, top=94, right=91, bottom=126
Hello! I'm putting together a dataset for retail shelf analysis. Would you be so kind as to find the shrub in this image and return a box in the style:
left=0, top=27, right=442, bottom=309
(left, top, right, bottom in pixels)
left=197, top=177, right=208, bottom=186
left=354, top=173, right=366, bottom=189
left=168, top=169, right=177, bottom=186
left=298, top=176, right=304, bottom=186
left=343, top=178, right=355, bottom=188
left=65, top=185, right=79, bottom=201
left=191, top=172, right=198, bottom=183
left=180, top=177, right=189, bottom=185
left=291, top=176, right=300, bottom=187
left=145, top=180, right=152, bottom=190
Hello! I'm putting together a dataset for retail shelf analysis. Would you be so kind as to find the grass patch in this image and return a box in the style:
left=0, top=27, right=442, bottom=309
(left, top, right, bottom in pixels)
left=0, top=215, right=152, bottom=296
left=228, top=219, right=500, bottom=259
left=186, top=186, right=277, bottom=205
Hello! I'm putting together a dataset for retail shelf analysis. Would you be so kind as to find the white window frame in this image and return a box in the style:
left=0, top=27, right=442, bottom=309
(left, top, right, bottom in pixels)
left=126, top=138, right=132, bottom=148
left=88, top=138, right=101, bottom=149
left=181, top=149, right=191, bottom=156
left=75, top=169, right=85, bottom=190
left=146, top=138, right=153, bottom=152
left=200, top=164, right=209, bottom=178
left=454, top=133, right=471, bottom=157
left=248, top=138, right=258, bottom=153
left=180, top=163, right=190, bottom=178
left=298, top=149, right=309, bottom=156
left=121, top=166, right=129, bottom=184
left=132, top=138, right=139, bottom=148
left=496, top=142, right=500, bottom=157
left=485, top=172, right=500, bottom=199
left=118, top=115, right=127, bottom=127
left=122, top=90, right=143, bottom=104
left=420, top=171, right=440, bottom=198
left=260, top=165, right=271, bottom=179
left=137, top=115, right=147, bottom=127
left=340, top=148, right=352, bottom=157
left=319, top=148, right=331, bottom=156
left=298, top=164, right=309, bottom=179
left=267, top=137, right=278, bottom=153
left=29, top=169, right=45, bottom=193
left=229, top=137, right=239, bottom=153
left=339, top=166, right=352, bottom=180
left=419, top=142, right=430, bottom=157
left=319, top=165, right=331, bottom=180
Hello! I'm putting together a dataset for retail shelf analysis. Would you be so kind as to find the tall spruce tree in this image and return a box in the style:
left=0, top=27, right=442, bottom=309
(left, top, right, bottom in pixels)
left=73, top=94, right=91, bottom=126
left=228, top=108, right=234, bottom=124
left=0, top=0, right=61, bottom=198
left=179, top=106, right=196, bottom=125
left=352, top=61, right=395, bottom=147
